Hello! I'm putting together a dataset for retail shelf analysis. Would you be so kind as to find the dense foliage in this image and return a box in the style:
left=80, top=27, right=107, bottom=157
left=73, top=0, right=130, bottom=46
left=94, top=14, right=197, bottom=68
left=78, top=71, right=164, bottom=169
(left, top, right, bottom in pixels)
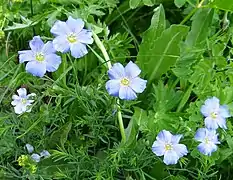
left=1, top=0, right=233, bottom=179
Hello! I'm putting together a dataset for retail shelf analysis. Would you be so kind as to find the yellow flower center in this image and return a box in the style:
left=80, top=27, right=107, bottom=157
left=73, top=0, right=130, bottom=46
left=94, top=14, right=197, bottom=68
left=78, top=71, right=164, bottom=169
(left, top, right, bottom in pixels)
left=204, top=138, right=209, bottom=144
left=165, top=144, right=173, bottom=151
left=35, top=53, right=45, bottom=62
left=210, top=112, right=217, bottom=119
left=121, top=78, right=130, bottom=86
left=21, top=99, right=27, bottom=104
left=67, top=33, right=77, bottom=43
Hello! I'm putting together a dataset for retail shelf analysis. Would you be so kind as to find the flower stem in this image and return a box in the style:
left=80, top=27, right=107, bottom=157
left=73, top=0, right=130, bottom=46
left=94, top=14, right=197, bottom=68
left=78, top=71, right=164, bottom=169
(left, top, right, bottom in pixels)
left=93, top=32, right=126, bottom=143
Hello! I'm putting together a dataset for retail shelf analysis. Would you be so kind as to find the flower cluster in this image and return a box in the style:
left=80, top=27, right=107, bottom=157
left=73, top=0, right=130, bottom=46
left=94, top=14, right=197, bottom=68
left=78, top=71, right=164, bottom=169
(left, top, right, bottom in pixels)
left=152, top=97, right=231, bottom=165
left=18, top=16, right=93, bottom=78
left=25, top=143, right=51, bottom=163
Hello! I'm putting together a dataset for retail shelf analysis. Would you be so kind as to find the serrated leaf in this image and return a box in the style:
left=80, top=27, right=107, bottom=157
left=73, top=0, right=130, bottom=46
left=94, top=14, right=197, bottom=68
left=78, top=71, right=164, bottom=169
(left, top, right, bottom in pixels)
left=174, top=0, right=186, bottom=8
left=185, top=9, right=214, bottom=47
left=137, top=24, right=189, bottom=84
left=211, top=0, right=233, bottom=12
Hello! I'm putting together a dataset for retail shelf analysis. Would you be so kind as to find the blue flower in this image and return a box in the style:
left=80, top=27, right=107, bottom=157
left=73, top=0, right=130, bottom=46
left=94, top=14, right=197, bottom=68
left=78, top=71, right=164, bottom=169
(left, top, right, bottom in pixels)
left=25, top=144, right=34, bottom=153
left=31, top=153, right=41, bottom=163
left=50, top=16, right=93, bottom=58
left=106, top=61, right=147, bottom=100
left=18, top=36, right=61, bottom=77
left=152, top=130, right=188, bottom=165
left=201, top=97, right=230, bottom=130
left=40, top=150, right=51, bottom=158
left=11, top=88, right=36, bottom=114
left=195, top=128, right=220, bottom=156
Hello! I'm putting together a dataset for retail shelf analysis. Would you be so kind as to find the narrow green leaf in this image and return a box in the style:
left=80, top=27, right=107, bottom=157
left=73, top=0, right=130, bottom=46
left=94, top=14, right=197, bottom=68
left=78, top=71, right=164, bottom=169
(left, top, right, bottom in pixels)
left=143, top=0, right=154, bottom=6
left=185, top=9, right=214, bottom=47
left=137, top=25, right=189, bottom=84
left=211, top=0, right=233, bottom=12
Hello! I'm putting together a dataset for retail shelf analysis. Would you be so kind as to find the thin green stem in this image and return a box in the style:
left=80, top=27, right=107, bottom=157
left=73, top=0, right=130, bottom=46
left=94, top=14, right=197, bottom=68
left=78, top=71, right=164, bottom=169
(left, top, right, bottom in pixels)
left=93, top=32, right=126, bottom=143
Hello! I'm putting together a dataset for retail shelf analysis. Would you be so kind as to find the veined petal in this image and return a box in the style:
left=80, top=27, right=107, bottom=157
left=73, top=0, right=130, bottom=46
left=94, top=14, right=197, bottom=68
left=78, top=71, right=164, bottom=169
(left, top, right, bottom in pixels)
left=40, top=150, right=51, bottom=158
left=163, top=150, right=179, bottom=165
left=17, top=88, right=27, bottom=97
left=130, top=77, right=147, bottom=93
left=156, top=130, right=172, bottom=143
left=42, top=41, right=56, bottom=55
left=14, top=104, right=24, bottom=114
left=204, top=117, right=218, bottom=130
left=106, top=79, right=121, bottom=97
left=171, top=134, right=183, bottom=144
left=44, top=54, right=61, bottom=72
left=70, top=42, right=88, bottom=58
left=18, top=50, right=35, bottom=63
left=197, top=143, right=217, bottom=156
left=78, top=29, right=93, bottom=44
left=50, top=20, right=71, bottom=36
left=152, top=141, right=165, bottom=156
left=219, top=105, right=230, bottom=118
left=119, top=86, right=137, bottom=100
left=173, top=144, right=188, bottom=158
left=66, top=16, right=84, bottom=34
left=12, top=95, right=20, bottom=101
left=29, top=36, right=44, bottom=52
left=108, top=63, right=125, bottom=80
left=125, top=61, right=141, bottom=79
left=201, top=97, right=220, bottom=117
left=26, top=61, right=46, bottom=77
left=194, top=128, right=206, bottom=142
left=53, top=36, right=70, bottom=53
left=216, top=117, right=227, bottom=129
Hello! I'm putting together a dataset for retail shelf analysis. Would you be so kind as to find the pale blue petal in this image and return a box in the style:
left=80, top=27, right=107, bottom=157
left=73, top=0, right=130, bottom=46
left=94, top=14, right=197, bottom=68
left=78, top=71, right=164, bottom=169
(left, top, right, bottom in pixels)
left=152, top=141, right=165, bottom=156
left=219, top=105, right=230, bottom=118
left=108, top=63, right=125, bottom=80
left=197, top=143, right=217, bottom=156
left=78, top=29, right=93, bottom=44
left=18, top=50, right=35, bottom=63
left=53, top=36, right=70, bottom=53
left=26, top=61, right=46, bottom=77
left=171, top=134, right=183, bottom=144
left=31, top=153, right=41, bottom=162
left=194, top=128, right=206, bottom=142
left=156, top=130, right=172, bottom=143
left=163, top=150, right=179, bottom=165
left=130, top=77, right=147, bottom=93
left=66, top=16, right=84, bottom=33
left=106, top=80, right=121, bottom=97
left=70, top=42, right=88, bottom=58
left=40, top=150, right=51, bottom=158
left=125, top=61, right=141, bottom=79
left=50, top=20, right=71, bottom=36
left=14, top=104, right=24, bottom=114
left=42, top=41, right=56, bottom=55
left=17, top=88, right=27, bottom=97
left=201, top=97, right=220, bottom=117
left=119, top=86, right=137, bottom=100
left=44, top=54, right=61, bottom=72
left=216, top=117, right=227, bottom=129
left=206, top=130, right=220, bottom=144
left=29, top=36, right=44, bottom=52
left=25, top=144, right=34, bottom=153
left=204, top=117, right=218, bottom=130
left=173, top=144, right=188, bottom=158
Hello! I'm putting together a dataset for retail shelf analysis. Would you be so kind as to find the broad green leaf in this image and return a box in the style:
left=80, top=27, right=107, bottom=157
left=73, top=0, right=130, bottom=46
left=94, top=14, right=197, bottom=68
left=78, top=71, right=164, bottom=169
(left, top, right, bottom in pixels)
left=211, top=0, right=233, bottom=12
left=185, top=9, right=214, bottom=47
left=174, top=0, right=186, bottom=8
left=137, top=25, right=189, bottom=84
left=129, top=0, right=141, bottom=9
left=143, top=0, right=154, bottom=6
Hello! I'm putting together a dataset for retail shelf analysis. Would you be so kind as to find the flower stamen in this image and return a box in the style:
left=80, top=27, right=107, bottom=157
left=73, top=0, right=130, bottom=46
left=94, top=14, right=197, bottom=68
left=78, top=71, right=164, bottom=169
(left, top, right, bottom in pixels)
left=120, top=78, right=130, bottom=86
left=165, top=144, right=173, bottom=151
left=210, top=112, right=217, bottom=119
left=67, top=33, right=77, bottom=43
left=35, top=53, right=45, bottom=62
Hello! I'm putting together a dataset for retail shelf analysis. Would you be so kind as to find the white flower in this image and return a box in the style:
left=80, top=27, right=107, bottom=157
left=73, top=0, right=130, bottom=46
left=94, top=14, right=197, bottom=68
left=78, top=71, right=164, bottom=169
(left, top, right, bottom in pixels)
left=11, top=88, right=36, bottom=114
left=31, top=153, right=41, bottom=162
left=40, top=150, right=51, bottom=158
left=25, top=144, right=34, bottom=153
